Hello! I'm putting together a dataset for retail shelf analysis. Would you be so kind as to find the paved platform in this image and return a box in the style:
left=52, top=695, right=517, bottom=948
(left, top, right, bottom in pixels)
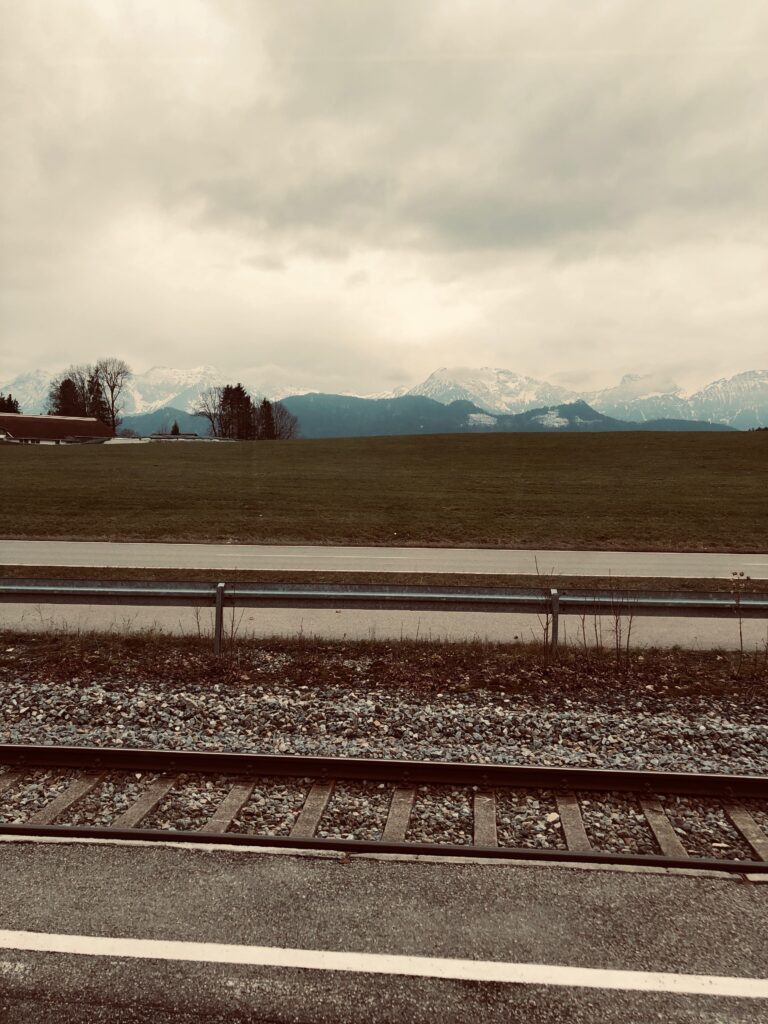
left=0, top=839, right=765, bottom=1022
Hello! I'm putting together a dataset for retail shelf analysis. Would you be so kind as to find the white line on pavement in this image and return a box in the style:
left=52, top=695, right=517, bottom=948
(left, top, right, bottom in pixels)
left=0, top=930, right=766, bottom=999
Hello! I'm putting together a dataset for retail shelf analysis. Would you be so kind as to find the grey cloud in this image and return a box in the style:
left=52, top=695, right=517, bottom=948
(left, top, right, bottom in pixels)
left=171, top=11, right=767, bottom=261
left=7, top=1, right=765, bottom=258
left=1, top=1, right=766, bottom=387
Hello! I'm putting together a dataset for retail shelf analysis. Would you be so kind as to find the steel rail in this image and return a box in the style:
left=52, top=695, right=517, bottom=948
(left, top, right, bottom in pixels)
left=1, top=744, right=766, bottom=798
left=1, top=578, right=766, bottom=653
left=0, top=823, right=761, bottom=873
left=1, top=745, right=765, bottom=873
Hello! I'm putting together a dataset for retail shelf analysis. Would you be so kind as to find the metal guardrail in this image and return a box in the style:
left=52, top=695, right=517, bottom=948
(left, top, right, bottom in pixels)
left=1, top=578, right=766, bottom=654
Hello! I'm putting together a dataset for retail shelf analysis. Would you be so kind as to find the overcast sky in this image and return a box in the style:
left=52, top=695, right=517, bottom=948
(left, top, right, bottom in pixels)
left=1, top=0, right=766, bottom=393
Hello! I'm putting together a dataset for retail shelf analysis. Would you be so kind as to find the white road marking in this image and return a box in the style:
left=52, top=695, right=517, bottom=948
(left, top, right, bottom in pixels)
left=0, top=930, right=765, bottom=998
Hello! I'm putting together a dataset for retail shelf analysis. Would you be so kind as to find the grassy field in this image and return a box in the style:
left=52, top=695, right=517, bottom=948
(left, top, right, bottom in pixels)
left=1, top=432, right=766, bottom=550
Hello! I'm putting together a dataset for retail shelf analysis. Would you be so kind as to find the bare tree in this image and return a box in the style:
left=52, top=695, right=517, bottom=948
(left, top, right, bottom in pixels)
left=96, top=357, right=132, bottom=435
left=273, top=400, right=299, bottom=440
left=194, top=386, right=224, bottom=437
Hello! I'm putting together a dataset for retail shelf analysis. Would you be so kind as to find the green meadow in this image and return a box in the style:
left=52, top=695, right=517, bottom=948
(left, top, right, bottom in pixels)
left=2, top=432, right=766, bottom=550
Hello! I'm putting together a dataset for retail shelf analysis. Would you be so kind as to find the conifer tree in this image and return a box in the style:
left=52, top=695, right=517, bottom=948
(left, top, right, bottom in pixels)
left=220, top=384, right=256, bottom=439
left=86, top=371, right=110, bottom=423
left=48, top=377, right=86, bottom=416
left=258, top=398, right=276, bottom=440
left=0, top=392, right=20, bottom=413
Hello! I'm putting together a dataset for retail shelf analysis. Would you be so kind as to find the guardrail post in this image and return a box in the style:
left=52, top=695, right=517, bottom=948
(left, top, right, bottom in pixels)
left=214, top=582, right=226, bottom=656
left=550, top=589, right=560, bottom=654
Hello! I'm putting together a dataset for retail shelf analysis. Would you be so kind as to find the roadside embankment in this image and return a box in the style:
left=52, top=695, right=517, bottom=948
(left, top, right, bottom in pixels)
left=2, top=633, right=765, bottom=779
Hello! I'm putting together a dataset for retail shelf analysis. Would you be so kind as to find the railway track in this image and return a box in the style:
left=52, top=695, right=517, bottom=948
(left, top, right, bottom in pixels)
left=0, top=744, right=766, bottom=873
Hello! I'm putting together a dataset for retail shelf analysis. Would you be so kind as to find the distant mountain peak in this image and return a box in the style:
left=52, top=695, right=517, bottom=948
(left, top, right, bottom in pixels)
left=391, top=366, right=767, bottom=427
left=404, top=366, right=576, bottom=414
left=2, top=363, right=767, bottom=428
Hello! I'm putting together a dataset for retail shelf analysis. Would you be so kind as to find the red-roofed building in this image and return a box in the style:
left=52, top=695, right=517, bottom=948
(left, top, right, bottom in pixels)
left=0, top=413, right=112, bottom=444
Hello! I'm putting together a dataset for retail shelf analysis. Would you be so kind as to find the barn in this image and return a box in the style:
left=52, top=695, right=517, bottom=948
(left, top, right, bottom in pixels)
left=0, top=413, right=112, bottom=444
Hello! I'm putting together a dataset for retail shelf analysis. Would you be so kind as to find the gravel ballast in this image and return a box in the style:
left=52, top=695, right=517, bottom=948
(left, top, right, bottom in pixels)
left=58, top=772, right=156, bottom=827
left=745, top=799, right=768, bottom=834
left=0, top=635, right=766, bottom=847
left=495, top=790, right=567, bottom=849
left=228, top=778, right=309, bottom=836
left=140, top=774, right=236, bottom=832
left=318, top=782, right=391, bottom=841
left=0, top=768, right=78, bottom=823
left=1, top=674, right=765, bottom=776
left=578, top=791, right=659, bottom=854
left=659, top=795, right=757, bottom=861
left=406, top=785, right=474, bottom=845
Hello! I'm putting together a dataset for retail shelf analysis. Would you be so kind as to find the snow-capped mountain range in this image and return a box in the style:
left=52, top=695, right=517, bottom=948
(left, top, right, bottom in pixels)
left=401, top=367, right=768, bottom=429
left=2, top=364, right=767, bottom=428
left=396, top=367, right=574, bottom=413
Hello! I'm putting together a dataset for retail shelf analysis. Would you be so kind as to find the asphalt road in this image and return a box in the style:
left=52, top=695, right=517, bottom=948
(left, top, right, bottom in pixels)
left=0, top=840, right=766, bottom=1023
left=4, top=540, right=766, bottom=648
left=3, top=540, right=768, bottom=578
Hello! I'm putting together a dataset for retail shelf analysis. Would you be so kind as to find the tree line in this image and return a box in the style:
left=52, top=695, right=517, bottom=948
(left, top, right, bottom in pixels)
left=0, top=393, right=20, bottom=413
left=8, top=361, right=299, bottom=440
left=194, top=385, right=298, bottom=440
left=47, top=358, right=132, bottom=435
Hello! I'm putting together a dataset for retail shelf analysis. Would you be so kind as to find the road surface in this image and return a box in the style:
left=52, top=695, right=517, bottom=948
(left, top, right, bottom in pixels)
left=4, top=540, right=766, bottom=648
left=2, top=540, right=767, bottom=578
left=0, top=839, right=765, bottom=1022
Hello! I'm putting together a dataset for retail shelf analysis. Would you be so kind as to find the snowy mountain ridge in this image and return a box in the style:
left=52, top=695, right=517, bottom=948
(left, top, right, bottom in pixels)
left=2, top=364, right=767, bottom=428
left=402, top=366, right=575, bottom=413
left=400, top=367, right=768, bottom=428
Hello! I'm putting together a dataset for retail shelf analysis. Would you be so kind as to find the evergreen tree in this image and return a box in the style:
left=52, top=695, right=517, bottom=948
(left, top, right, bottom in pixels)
left=0, top=392, right=20, bottom=413
left=48, top=367, right=89, bottom=416
left=86, top=371, right=110, bottom=423
left=48, top=377, right=86, bottom=416
left=171, top=420, right=180, bottom=436
left=257, top=398, right=276, bottom=440
left=220, top=384, right=256, bottom=439
left=192, top=386, right=297, bottom=440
